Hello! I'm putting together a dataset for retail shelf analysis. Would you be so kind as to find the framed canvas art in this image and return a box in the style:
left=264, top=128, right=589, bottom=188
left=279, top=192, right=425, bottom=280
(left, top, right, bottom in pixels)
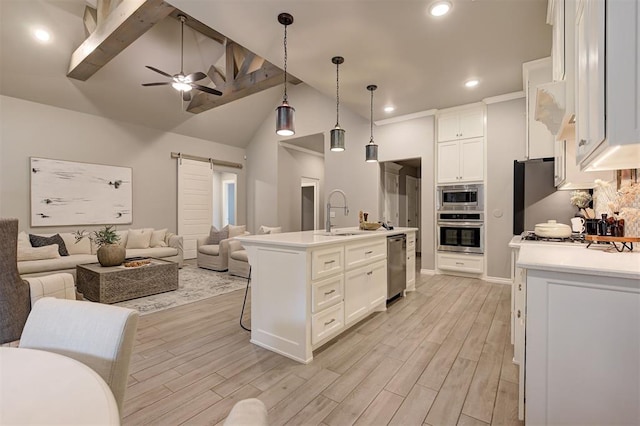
left=30, top=157, right=132, bottom=226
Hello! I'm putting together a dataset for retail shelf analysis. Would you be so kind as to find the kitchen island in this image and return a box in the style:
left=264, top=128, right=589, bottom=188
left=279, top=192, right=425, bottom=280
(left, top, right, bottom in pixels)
left=236, top=227, right=417, bottom=363
left=509, top=237, right=640, bottom=424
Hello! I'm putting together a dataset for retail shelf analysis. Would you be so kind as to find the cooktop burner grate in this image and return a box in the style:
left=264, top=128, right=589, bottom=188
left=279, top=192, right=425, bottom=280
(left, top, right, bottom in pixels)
left=521, top=231, right=587, bottom=244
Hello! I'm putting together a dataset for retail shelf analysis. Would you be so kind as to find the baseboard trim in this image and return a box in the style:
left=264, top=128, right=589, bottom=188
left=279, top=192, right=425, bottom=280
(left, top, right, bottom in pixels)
left=419, top=268, right=436, bottom=275
left=484, top=276, right=513, bottom=285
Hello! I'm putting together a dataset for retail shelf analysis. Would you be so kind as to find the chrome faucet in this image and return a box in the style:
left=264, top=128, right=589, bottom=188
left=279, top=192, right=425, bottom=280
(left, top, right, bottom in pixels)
left=326, top=189, right=349, bottom=232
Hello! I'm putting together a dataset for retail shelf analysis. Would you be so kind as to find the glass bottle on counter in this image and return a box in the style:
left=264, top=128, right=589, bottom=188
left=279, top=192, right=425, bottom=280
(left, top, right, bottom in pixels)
left=598, top=213, right=609, bottom=236
left=612, top=212, right=625, bottom=237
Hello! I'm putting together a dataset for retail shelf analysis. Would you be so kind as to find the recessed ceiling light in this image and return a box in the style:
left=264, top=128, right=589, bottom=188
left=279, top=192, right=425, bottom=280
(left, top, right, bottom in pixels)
left=465, top=79, right=479, bottom=88
left=384, top=106, right=395, bottom=113
left=34, top=29, right=51, bottom=42
left=429, top=1, right=452, bottom=17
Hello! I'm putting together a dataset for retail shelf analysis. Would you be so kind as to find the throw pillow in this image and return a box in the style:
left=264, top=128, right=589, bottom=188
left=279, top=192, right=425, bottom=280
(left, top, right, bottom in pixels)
left=150, top=228, right=168, bottom=248
left=60, top=233, right=91, bottom=255
left=228, top=224, right=246, bottom=238
left=29, top=233, right=69, bottom=256
left=126, top=228, right=153, bottom=249
left=17, top=244, right=61, bottom=262
left=258, top=225, right=282, bottom=235
left=208, top=225, right=229, bottom=245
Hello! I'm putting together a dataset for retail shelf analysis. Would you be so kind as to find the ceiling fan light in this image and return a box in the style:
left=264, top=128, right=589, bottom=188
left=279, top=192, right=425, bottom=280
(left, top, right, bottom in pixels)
left=172, top=82, right=192, bottom=92
left=276, top=101, right=295, bottom=136
left=365, top=143, right=378, bottom=163
left=330, top=126, right=345, bottom=151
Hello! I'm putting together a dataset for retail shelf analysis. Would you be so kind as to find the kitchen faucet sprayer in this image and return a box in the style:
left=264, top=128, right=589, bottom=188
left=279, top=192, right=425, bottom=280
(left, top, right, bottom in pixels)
left=326, top=189, right=349, bottom=232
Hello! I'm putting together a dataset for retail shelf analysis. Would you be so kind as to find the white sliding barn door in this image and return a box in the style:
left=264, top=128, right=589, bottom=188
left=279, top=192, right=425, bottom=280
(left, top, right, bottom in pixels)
left=178, top=159, right=213, bottom=260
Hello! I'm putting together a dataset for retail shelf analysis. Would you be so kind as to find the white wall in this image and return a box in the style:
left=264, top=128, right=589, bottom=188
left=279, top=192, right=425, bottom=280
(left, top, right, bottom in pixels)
left=376, top=116, right=436, bottom=270
left=0, top=95, right=247, bottom=235
left=486, top=97, right=526, bottom=279
left=277, top=146, right=324, bottom=232
left=246, top=84, right=373, bottom=233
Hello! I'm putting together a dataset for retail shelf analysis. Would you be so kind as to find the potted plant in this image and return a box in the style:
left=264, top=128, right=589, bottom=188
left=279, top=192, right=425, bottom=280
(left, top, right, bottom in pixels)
left=75, top=225, right=125, bottom=267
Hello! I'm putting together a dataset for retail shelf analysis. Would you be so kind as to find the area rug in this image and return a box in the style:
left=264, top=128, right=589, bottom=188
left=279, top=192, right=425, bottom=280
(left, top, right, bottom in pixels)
left=114, top=264, right=247, bottom=315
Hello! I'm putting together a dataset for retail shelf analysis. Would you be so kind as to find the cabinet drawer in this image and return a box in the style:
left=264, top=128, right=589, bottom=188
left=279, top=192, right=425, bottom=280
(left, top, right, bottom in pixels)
left=312, top=302, right=344, bottom=345
left=311, top=245, right=344, bottom=280
left=311, top=275, right=344, bottom=313
left=407, top=233, right=416, bottom=250
left=437, top=253, right=484, bottom=274
left=345, top=239, right=386, bottom=270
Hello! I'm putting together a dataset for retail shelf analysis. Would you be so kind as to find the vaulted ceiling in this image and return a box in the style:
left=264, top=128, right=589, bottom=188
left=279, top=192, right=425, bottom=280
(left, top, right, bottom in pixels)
left=0, top=0, right=551, bottom=148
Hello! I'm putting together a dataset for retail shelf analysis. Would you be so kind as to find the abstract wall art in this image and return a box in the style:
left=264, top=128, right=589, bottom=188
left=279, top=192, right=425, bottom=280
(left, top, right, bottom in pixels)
left=30, top=157, right=132, bottom=226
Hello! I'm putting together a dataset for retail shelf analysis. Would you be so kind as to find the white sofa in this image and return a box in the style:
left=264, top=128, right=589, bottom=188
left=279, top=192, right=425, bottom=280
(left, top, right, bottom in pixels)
left=17, top=229, right=183, bottom=278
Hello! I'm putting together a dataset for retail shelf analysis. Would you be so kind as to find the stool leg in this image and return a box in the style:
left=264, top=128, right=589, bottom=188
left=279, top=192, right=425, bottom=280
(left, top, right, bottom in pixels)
left=240, top=267, right=251, bottom=332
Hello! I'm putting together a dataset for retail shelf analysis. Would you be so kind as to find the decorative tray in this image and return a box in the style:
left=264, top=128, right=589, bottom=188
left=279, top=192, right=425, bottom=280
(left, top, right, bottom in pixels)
left=585, top=235, right=639, bottom=252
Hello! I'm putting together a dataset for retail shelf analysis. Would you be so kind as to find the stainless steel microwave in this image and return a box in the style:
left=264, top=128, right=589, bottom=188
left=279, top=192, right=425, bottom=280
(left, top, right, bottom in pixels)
left=437, top=184, right=484, bottom=211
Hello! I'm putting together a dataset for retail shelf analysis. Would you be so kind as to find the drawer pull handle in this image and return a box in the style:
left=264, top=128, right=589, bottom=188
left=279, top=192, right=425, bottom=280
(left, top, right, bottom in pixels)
left=367, top=271, right=373, bottom=275
left=324, top=289, right=336, bottom=295
left=324, top=260, right=335, bottom=265
left=455, top=262, right=464, bottom=265
left=365, top=250, right=373, bottom=255
left=578, top=139, right=587, bottom=147
left=324, top=318, right=336, bottom=326
left=517, top=310, right=521, bottom=318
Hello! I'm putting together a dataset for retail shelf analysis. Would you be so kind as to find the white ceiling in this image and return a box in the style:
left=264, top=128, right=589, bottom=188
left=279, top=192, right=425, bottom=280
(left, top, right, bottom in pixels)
left=0, top=0, right=551, bottom=148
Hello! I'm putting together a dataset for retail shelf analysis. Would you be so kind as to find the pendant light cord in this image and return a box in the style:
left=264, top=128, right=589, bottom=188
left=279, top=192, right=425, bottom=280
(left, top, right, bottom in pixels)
left=283, top=24, right=288, bottom=102
left=369, top=88, right=374, bottom=143
left=335, top=62, right=340, bottom=127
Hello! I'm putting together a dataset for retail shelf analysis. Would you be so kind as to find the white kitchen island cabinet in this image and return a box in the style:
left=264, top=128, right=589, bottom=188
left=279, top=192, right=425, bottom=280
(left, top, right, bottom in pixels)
left=237, top=227, right=417, bottom=363
left=512, top=242, right=640, bottom=425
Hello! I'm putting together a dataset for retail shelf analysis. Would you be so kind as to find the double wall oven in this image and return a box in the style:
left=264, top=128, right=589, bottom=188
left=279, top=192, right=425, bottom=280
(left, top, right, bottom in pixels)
left=437, top=184, right=484, bottom=254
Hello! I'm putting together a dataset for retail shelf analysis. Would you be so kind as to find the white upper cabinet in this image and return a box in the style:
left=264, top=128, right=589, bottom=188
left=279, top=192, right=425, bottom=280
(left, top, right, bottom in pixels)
left=575, top=0, right=640, bottom=171
left=436, top=105, right=485, bottom=184
left=523, top=57, right=555, bottom=159
left=437, top=108, right=484, bottom=142
left=437, top=138, right=484, bottom=184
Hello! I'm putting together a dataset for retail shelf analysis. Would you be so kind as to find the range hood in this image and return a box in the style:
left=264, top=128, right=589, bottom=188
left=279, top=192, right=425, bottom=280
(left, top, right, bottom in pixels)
left=534, top=81, right=575, bottom=141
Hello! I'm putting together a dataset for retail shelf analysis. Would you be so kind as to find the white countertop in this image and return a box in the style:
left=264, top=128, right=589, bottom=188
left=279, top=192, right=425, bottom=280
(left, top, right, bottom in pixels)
left=236, top=227, right=417, bottom=249
left=509, top=235, right=640, bottom=280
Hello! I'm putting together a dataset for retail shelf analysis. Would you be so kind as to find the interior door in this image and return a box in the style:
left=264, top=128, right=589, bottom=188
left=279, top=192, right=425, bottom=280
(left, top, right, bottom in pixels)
left=384, top=172, right=399, bottom=226
left=406, top=175, right=421, bottom=253
left=178, top=159, right=213, bottom=259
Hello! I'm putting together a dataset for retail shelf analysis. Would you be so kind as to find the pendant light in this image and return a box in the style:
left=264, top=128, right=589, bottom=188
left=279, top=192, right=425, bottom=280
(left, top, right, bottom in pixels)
left=365, top=84, right=378, bottom=162
left=276, top=13, right=295, bottom=136
left=330, top=56, right=345, bottom=151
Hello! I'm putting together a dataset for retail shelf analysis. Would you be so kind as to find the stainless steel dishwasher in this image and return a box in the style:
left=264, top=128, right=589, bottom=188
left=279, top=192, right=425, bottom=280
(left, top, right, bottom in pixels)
left=387, top=234, right=407, bottom=300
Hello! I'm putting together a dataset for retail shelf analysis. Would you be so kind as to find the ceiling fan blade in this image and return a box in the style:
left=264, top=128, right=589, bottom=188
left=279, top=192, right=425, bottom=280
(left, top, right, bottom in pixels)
left=142, top=82, right=171, bottom=87
left=186, top=72, right=207, bottom=82
left=192, top=84, right=222, bottom=96
left=182, top=91, right=192, bottom=102
left=145, top=65, right=173, bottom=78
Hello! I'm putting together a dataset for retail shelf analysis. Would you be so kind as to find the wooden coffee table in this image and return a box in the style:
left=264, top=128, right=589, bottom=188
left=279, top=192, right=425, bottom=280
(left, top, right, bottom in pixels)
left=76, top=258, right=178, bottom=304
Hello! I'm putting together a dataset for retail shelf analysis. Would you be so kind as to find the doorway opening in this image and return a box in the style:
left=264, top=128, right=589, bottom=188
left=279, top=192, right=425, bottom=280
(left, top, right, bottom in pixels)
left=380, top=158, right=422, bottom=253
left=213, top=170, right=238, bottom=229
left=301, top=178, right=319, bottom=230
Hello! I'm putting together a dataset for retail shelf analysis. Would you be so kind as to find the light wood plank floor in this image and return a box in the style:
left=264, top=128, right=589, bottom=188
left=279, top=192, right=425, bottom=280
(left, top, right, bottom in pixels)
left=123, top=260, right=523, bottom=426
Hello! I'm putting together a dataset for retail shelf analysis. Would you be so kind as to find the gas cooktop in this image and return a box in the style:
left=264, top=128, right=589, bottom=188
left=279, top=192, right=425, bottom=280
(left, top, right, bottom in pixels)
left=521, top=231, right=587, bottom=244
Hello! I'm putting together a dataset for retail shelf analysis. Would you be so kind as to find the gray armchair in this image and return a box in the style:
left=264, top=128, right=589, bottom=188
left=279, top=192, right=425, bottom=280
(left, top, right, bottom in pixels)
left=0, top=218, right=31, bottom=344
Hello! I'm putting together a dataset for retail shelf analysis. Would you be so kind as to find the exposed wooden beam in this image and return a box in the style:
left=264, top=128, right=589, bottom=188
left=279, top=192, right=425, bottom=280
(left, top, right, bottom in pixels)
left=83, top=6, right=98, bottom=37
left=187, top=61, right=301, bottom=113
left=168, top=11, right=226, bottom=45
left=67, top=0, right=175, bottom=81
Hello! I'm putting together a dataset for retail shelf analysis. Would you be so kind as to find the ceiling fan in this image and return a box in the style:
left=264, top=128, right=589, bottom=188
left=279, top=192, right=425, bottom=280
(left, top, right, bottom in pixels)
left=142, top=15, right=222, bottom=102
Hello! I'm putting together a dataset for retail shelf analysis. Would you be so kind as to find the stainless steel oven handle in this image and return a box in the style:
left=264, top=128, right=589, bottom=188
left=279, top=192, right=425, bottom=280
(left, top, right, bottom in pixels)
left=437, top=222, right=484, bottom=227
